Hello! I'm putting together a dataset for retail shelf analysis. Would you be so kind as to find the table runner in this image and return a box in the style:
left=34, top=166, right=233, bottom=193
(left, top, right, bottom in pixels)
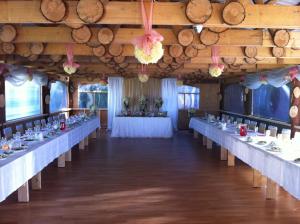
left=189, top=117, right=300, bottom=199
left=0, top=117, right=100, bottom=202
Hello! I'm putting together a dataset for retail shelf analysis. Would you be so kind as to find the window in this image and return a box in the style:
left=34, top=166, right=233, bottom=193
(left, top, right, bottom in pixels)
left=5, top=80, right=41, bottom=121
left=78, top=84, right=108, bottom=109
left=223, top=84, right=245, bottom=114
left=177, top=85, right=200, bottom=109
left=252, top=84, right=290, bottom=123
left=50, top=81, right=68, bottom=113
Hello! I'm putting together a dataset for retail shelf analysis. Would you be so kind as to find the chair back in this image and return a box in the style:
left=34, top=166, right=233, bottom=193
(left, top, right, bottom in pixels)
left=244, top=119, right=251, bottom=126
left=47, top=117, right=53, bottom=124
left=248, top=121, right=257, bottom=131
left=25, top=122, right=33, bottom=130
left=3, top=127, right=13, bottom=140
left=34, top=120, right=41, bottom=127
left=258, top=123, right=267, bottom=134
left=41, top=119, right=46, bottom=127
left=268, top=125, right=278, bottom=137
left=16, top=124, right=24, bottom=134
left=236, top=118, right=243, bottom=124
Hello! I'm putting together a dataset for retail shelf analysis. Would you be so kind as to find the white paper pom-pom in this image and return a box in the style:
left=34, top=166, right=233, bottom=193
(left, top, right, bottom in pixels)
left=134, top=42, right=164, bottom=65
left=138, top=73, right=149, bottom=83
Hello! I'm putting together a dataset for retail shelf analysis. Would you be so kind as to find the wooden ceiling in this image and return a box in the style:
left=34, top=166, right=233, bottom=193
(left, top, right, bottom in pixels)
left=1, top=0, right=300, bottom=82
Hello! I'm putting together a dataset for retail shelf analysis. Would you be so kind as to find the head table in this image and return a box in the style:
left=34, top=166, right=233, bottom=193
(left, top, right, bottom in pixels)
left=111, top=116, right=173, bottom=138
left=0, top=116, right=100, bottom=203
left=189, top=117, right=300, bottom=200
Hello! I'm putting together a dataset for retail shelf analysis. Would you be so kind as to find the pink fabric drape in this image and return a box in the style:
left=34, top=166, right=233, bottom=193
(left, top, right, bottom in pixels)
left=63, top=44, right=80, bottom=69
left=211, top=46, right=224, bottom=70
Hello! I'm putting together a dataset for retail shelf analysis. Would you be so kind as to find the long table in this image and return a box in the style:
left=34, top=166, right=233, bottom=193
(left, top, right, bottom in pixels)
left=189, top=117, right=300, bottom=200
left=0, top=117, right=100, bottom=203
left=111, top=116, right=173, bottom=138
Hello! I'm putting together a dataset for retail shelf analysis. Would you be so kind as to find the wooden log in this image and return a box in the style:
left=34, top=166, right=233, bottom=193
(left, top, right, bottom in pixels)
left=98, top=27, right=114, bottom=45
left=40, top=0, right=66, bottom=23
left=244, top=46, right=257, bottom=58
left=222, top=1, right=246, bottom=25
left=0, top=24, right=17, bottom=42
left=208, top=27, right=228, bottom=33
left=178, top=29, right=194, bottom=47
left=50, top=54, right=63, bottom=62
left=2, top=42, right=15, bottom=54
left=227, top=151, right=235, bottom=166
left=65, top=150, right=72, bottom=162
left=175, top=54, right=189, bottom=64
left=28, top=54, right=39, bottom=62
left=79, top=140, right=85, bottom=150
left=84, top=137, right=89, bottom=146
left=17, top=43, right=31, bottom=57
left=223, top=57, right=236, bottom=65
left=58, top=154, right=65, bottom=167
left=99, top=52, right=112, bottom=63
left=253, top=169, right=262, bottom=188
left=206, top=138, right=212, bottom=149
left=272, top=47, right=285, bottom=58
left=200, top=29, right=219, bottom=46
left=92, top=45, right=106, bottom=57
left=245, top=57, right=257, bottom=64
left=169, top=44, right=183, bottom=58
left=86, top=29, right=101, bottom=48
left=163, top=53, right=173, bottom=64
left=273, top=29, right=290, bottom=47
left=220, top=147, right=228, bottom=161
left=158, top=61, right=169, bottom=69
left=171, top=62, right=182, bottom=69
left=185, top=45, right=198, bottom=58
left=72, top=25, right=92, bottom=44
left=113, top=55, right=125, bottom=64
left=31, top=172, right=42, bottom=190
left=108, top=43, right=123, bottom=56
left=266, top=178, right=277, bottom=199
left=76, top=0, right=104, bottom=23
left=119, top=62, right=129, bottom=68
left=30, top=43, right=44, bottom=55
left=185, top=0, right=212, bottom=24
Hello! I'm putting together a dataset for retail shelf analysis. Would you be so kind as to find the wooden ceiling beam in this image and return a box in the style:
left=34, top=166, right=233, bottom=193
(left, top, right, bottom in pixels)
left=0, top=1, right=300, bottom=28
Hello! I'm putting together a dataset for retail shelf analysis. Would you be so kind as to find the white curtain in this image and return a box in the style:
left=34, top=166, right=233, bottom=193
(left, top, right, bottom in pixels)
left=108, top=77, right=124, bottom=130
left=162, top=78, right=178, bottom=130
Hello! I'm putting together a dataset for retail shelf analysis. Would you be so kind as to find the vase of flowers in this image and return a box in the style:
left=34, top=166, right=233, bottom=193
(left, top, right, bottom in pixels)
left=138, top=95, right=148, bottom=115
left=122, top=97, right=130, bottom=115
left=154, top=97, right=163, bottom=114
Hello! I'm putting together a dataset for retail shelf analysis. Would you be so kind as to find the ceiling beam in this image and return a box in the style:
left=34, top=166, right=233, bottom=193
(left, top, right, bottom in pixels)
left=0, top=1, right=300, bottom=29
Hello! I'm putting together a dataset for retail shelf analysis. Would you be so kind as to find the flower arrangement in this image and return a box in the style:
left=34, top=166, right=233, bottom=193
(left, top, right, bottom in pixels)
left=154, top=97, right=163, bottom=111
left=209, top=64, right=225, bottom=78
left=123, top=97, right=130, bottom=111
left=132, top=0, right=164, bottom=65
left=138, top=95, right=148, bottom=113
left=63, top=44, right=80, bottom=75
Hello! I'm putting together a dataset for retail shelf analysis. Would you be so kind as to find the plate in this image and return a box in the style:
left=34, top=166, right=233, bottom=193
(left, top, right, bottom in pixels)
left=267, top=146, right=281, bottom=152
left=257, top=141, right=267, bottom=145
left=0, top=154, right=8, bottom=159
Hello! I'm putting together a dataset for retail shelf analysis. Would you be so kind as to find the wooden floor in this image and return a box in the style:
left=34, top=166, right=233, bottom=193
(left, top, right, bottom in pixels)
left=1, top=132, right=300, bottom=224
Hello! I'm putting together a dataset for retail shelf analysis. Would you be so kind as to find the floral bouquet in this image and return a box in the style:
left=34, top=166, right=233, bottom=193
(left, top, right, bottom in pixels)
left=154, top=97, right=163, bottom=112
left=138, top=95, right=148, bottom=113
left=123, top=97, right=130, bottom=111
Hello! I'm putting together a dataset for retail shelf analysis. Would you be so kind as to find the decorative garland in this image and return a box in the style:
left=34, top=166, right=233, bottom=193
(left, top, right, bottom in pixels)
left=132, top=0, right=164, bottom=64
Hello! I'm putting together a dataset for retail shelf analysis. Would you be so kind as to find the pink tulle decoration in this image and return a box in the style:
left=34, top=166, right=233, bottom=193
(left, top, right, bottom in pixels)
left=209, top=46, right=224, bottom=77
left=288, top=66, right=299, bottom=81
left=63, top=44, right=80, bottom=74
left=259, top=75, right=268, bottom=84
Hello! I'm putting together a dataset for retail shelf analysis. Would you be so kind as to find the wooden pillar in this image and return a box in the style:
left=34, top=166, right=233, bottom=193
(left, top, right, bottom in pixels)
left=42, top=85, right=50, bottom=115
left=68, top=81, right=74, bottom=109
left=220, top=146, right=228, bottom=160
left=79, top=140, right=85, bottom=150
left=266, top=178, right=277, bottom=199
left=31, top=172, right=42, bottom=190
left=193, top=130, right=199, bottom=139
left=206, top=138, right=212, bottom=149
left=202, top=136, right=207, bottom=146
left=18, top=181, right=29, bottom=202
left=0, top=75, right=5, bottom=126
left=253, top=169, right=262, bottom=188
left=58, top=154, right=65, bottom=167
left=291, top=79, right=300, bottom=138
left=227, top=151, right=235, bottom=166
left=65, top=149, right=72, bottom=162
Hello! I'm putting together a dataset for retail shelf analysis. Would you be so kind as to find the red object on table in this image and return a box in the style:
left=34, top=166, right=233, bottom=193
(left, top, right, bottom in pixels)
left=60, top=121, right=66, bottom=130
left=240, top=125, right=247, bottom=136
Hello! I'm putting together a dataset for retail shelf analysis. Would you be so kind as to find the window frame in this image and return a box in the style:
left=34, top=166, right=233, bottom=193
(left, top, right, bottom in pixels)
left=78, top=85, right=108, bottom=109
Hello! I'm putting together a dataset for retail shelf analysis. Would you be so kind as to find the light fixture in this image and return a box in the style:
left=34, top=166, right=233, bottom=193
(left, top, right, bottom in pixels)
left=193, top=24, right=203, bottom=34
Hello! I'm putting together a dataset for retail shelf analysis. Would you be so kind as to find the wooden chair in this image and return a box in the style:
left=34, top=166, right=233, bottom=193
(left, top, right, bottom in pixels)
left=236, top=118, right=243, bottom=124
left=258, top=123, right=267, bottom=134
left=16, top=124, right=25, bottom=134
left=3, top=127, right=13, bottom=140
left=248, top=121, right=257, bottom=131
left=41, top=119, right=46, bottom=128
left=25, top=122, right=33, bottom=130
left=34, top=120, right=41, bottom=127
left=268, top=125, right=278, bottom=137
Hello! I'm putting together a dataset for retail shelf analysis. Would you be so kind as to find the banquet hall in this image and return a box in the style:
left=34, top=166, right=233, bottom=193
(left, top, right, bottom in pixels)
left=1, top=0, right=300, bottom=223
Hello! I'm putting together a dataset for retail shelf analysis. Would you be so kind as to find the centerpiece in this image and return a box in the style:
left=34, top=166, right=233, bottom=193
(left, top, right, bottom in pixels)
left=154, top=97, right=163, bottom=115
left=138, top=95, right=148, bottom=116
left=122, top=96, right=130, bottom=115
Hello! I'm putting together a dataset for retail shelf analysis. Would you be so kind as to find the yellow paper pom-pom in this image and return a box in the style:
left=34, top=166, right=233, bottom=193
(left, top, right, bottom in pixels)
left=134, top=42, right=164, bottom=64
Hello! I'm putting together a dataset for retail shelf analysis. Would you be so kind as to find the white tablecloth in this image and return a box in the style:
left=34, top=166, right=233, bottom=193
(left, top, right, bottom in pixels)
left=111, top=117, right=173, bottom=138
left=189, top=117, right=300, bottom=200
left=0, top=117, right=100, bottom=202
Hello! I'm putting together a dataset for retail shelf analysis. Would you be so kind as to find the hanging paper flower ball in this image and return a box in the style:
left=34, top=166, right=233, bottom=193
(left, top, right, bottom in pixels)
left=63, top=64, right=78, bottom=75
left=138, top=73, right=149, bottom=83
left=259, top=75, right=268, bottom=85
left=209, top=64, right=224, bottom=77
left=289, top=105, right=298, bottom=118
left=177, top=80, right=184, bottom=86
left=99, top=78, right=108, bottom=86
left=134, top=42, right=164, bottom=65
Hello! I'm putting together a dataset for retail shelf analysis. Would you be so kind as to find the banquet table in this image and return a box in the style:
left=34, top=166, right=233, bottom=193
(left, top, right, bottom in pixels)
left=0, top=116, right=100, bottom=203
left=111, top=116, right=173, bottom=138
left=189, top=117, right=300, bottom=200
